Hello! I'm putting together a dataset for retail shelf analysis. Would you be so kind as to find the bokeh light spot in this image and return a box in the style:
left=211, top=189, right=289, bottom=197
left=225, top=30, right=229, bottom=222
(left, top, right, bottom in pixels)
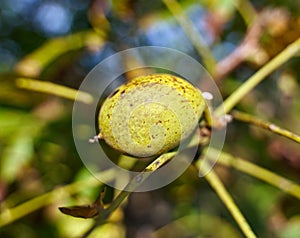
left=34, top=2, right=72, bottom=36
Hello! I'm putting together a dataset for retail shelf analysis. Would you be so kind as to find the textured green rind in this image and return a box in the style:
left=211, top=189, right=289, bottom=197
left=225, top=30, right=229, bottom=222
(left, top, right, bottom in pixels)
left=98, top=74, right=206, bottom=157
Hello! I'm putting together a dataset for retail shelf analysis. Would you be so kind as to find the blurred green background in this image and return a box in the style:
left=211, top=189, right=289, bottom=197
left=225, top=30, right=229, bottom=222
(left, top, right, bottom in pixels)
left=0, top=0, right=300, bottom=237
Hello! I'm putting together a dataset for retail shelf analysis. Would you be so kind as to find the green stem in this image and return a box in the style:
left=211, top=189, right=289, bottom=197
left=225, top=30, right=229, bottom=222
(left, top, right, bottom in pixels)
left=207, top=148, right=300, bottom=200
left=81, top=151, right=177, bottom=237
left=16, top=77, right=94, bottom=104
left=15, top=31, right=104, bottom=77
left=235, top=0, right=257, bottom=26
left=215, top=36, right=300, bottom=116
left=162, top=0, right=217, bottom=74
left=232, top=110, right=300, bottom=144
left=198, top=161, right=257, bottom=238
left=0, top=171, right=109, bottom=227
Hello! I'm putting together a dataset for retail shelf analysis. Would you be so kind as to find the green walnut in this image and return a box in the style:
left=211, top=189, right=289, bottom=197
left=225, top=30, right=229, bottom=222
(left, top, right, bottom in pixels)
left=98, top=74, right=207, bottom=157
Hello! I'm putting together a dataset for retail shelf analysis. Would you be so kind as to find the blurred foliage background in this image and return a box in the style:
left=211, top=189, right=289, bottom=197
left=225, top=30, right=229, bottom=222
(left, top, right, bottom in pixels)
left=0, top=0, right=300, bottom=237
